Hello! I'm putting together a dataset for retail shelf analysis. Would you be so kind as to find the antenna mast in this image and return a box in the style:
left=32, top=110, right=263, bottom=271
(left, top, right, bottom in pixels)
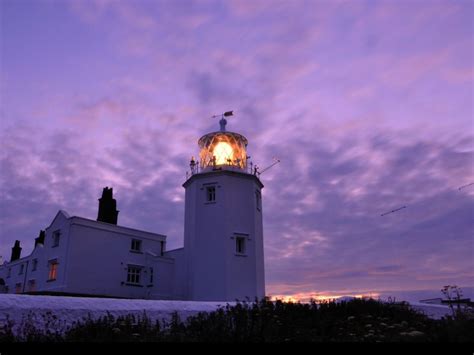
left=256, top=158, right=281, bottom=176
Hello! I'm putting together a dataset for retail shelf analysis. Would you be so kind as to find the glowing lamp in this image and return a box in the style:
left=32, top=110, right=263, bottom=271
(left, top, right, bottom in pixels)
left=198, top=131, right=248, bottom=170
left=213, top=141, right=234, bottom=165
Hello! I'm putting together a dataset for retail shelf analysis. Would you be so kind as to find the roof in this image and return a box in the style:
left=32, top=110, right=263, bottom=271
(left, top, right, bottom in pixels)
left=70, top=215, right=167, bottom=240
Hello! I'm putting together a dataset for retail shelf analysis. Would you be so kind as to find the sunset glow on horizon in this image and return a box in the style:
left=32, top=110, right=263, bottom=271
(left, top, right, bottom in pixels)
left=269, top=292, right=382, bottom=303
left=1, top=0, right=473, bottom=298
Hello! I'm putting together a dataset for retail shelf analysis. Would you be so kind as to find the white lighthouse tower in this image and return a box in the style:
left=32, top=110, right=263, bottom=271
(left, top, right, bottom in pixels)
left=183, top=114, right=265, bottom=301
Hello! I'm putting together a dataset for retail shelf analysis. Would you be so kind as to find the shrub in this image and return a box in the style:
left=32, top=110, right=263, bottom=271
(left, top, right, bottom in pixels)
left=1, top=297, right=472, bottom=342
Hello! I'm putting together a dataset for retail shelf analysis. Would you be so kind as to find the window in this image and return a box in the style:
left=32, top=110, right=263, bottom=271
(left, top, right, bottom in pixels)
left=28, top=280, right=36, bottom=292
left=32, top=259, right=38, bottom=271
left=127, top=266, right=142, bottom=284
left=206, top=186, right=216, bottom=202
left=7, top=268, right=11, bottom=278
left=48, top=260, right=58, bottom=281
left=160, top=241, right=164, bottom=256
left=52, top=230, right=61, bottom=247
left=236, top=236, right=246, bottom=255
left=149, top=267, right=154, bottom=284
left=256, top=190, right=262, bottom=211
left=131, top=239, right=142, bottom=252
left=15, top=283, right=22, bottom=294
left=19, top=264, right=24, bottom=275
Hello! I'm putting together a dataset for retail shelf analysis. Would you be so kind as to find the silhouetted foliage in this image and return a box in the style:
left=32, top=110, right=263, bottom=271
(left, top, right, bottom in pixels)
left=1, top=297, right=472, bottom=342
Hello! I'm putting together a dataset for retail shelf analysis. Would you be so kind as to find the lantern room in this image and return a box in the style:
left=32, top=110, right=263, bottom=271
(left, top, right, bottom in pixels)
left=193, top=115, right=249, bottom=173
left=198, top=131, right=248, bottom=170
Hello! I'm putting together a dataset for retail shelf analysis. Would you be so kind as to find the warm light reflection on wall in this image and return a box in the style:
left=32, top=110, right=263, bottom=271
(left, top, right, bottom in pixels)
left=48, top=261, right=58, bottom=281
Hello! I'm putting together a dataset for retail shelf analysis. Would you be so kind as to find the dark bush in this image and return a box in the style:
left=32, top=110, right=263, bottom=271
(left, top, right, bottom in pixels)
left=1, top=298, right=472, bottom=342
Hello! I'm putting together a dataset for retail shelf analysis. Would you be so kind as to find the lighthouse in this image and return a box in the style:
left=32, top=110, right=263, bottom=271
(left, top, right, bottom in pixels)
left=183, top=114, right=265, bottom=301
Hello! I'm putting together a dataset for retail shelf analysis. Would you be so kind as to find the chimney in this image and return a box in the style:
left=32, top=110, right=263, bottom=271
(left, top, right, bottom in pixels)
left=34, top=230, right=45, bottom=247
left=97, top=187, right=119, bottom=224
left=10, top=240, right=22, bottom=262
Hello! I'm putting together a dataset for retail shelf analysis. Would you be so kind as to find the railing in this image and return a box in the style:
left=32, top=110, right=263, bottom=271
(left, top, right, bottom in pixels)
left=186, top=159, right=261, bottom=180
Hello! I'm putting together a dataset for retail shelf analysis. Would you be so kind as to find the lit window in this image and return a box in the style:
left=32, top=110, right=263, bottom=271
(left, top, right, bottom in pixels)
left=127, top=266, right=142, bottom=284
left=236, top=237, right=246, bottom=255
left=48, top=260, right=58, bottom=281
left=28, top=280, right=36, bottom=292
left=206, top=186, right=216, bottom=202
left=256, top=190, right=262, bottom=211
left=19, top=264, right=24, bottom=275
left=131, top=239, right=142, bottom=252
left=32, top=259, right=38, bottom=271
left=15, top=283, right=22, bottom=294
left=52, top=230, right=61, bottom=247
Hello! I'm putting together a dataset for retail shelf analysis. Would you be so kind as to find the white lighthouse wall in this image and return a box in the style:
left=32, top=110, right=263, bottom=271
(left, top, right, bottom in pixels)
left=183, top=171, right=265, bottom=301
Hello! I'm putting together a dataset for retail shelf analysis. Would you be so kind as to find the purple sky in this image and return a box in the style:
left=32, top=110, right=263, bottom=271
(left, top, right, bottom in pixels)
left=1, top=0, right=473, bottom=299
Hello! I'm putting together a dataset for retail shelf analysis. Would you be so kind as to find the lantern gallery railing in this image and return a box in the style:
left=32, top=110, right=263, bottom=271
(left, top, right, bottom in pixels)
left=186, top=156, right=258, bottom=180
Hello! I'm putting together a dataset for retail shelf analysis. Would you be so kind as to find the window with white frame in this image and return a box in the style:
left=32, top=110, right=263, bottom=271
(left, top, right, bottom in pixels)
left=130, top=239, right=142, bottom=252
left=206, top=186, right=216, bottom=202
left=236, top=236, right=246, bottom=255
left=127, top=266, right=142, bottom=284
left=52, top=230, right=61, bottom=247
left=48, top=260, right=58, bottom=281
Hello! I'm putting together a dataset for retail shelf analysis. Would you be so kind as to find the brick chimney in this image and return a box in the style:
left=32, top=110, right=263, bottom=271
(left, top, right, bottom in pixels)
left=97, top=187, right=119, bottom=224
left=34, top=230, right=45, bottom=247
left=10, top=240, right=21, bottom=262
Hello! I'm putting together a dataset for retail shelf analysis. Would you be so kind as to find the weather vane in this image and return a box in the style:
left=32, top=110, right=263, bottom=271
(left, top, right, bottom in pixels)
left=211, top=111, right=234, bottom=131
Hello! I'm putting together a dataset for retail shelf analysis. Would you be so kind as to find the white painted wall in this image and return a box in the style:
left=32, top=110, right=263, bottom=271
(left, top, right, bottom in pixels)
left=165, top=248, right=186, bottom=299
left=65, top=218, right=173, bottom=299
left=0, top=211, right=72, bottom=295
left=0, top=211, right=177, bottom=300
left=183, top=169, right=265, bottom=301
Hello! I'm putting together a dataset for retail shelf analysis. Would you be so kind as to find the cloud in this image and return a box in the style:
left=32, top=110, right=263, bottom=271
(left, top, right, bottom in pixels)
left=1, top=103, right=472, bottom=297
left=262, top=130, right=474, bottom=294
left=1, top=0, right=473, bottom=297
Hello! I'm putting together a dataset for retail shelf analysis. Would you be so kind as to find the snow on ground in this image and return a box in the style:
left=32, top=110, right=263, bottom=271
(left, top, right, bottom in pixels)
left=0, top=294, right=231, bottom=336
left=0, top=294, right=462, bottom=336
left=409, top=303, right=455, bottom=320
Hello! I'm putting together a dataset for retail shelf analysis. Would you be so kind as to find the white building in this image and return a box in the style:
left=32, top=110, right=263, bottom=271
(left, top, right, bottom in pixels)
left=0, top=117, right=266, bottom=301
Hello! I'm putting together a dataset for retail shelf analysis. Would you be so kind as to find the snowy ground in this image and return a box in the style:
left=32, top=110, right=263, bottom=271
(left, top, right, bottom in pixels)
left=0, top=294, right=231, bottom=336
left=0, top=294, right=461, bottom=336
left=409, top=302, right=456, bottom=319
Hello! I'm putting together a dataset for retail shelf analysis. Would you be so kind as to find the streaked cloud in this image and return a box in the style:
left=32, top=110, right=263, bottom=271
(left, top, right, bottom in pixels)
left=1, top=0, right=472, bottom=297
